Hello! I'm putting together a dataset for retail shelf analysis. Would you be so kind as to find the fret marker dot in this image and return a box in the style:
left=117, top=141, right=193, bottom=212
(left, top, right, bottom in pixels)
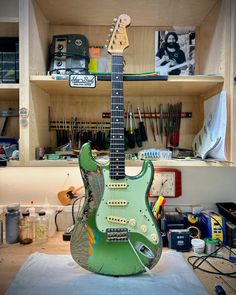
left=116, top=76, right=119, bottom=79
left=116, top=92, right=118, bottom=95
left=116, top=119, right=119, bottom=121
left=116, top=159, right=118, bottom=161
left=120, top=136, right=122, bottom=138
left=116, top=106, right=118, bottom=109
left=113, top=135, right=115, bottom=138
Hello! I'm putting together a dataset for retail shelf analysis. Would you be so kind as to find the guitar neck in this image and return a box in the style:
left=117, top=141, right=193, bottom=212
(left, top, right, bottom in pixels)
left=110, top=54, right=125, bottom=180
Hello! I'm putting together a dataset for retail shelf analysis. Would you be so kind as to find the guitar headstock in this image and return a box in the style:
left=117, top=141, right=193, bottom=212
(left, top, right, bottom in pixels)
left=107, top=14, right=131, bottom=55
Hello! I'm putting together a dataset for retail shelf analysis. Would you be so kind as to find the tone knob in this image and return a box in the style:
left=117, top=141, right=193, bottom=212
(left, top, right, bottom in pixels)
left=150, top=233, right=157, bottom=242
left=141, top=224, right=147, bottom=233
left=129, top=218, right=137, bottom=227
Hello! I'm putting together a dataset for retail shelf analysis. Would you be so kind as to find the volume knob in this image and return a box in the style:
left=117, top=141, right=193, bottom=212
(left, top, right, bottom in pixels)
left=129, top=218, right=137, bottom=227
left=150, top=233, right=157, bottom=242
left=141, top=224, right=147, bottom=233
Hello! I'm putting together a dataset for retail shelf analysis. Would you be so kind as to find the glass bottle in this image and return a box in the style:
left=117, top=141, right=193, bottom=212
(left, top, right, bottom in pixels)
left=19, top=211, right=33, bottom=244
left=35, top=211, right=48, bottom=242
left=29, top=201, right=36, bottom=242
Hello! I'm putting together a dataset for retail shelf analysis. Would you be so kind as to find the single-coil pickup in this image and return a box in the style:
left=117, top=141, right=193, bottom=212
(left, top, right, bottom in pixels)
left=106, top=216, right=128, bottom=224
left=107, top=183, right=128, bottom=189
left=107, top=200, right=128, bottom=207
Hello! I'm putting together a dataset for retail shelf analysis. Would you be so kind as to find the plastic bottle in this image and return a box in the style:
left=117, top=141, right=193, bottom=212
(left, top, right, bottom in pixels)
left=35, top=211, right=48, bottom=242
left=19, top=211, right=33, bottom=244
left=42, top=197, right=56, bottom=238
left=5, top=203, right=20, bottom=244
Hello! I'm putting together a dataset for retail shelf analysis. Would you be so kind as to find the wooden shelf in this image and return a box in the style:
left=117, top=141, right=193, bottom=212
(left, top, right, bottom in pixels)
left=0, top=84, right=19, bottom=100
left=28, top=158, right=234, bottom=168
left=35, top=0, right=217, bottom=26
left=30, top=75, right=224, bottom=97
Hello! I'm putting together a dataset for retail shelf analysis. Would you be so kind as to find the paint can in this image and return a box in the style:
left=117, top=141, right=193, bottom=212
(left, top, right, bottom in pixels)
left=191, top=238, right=205, bottom=254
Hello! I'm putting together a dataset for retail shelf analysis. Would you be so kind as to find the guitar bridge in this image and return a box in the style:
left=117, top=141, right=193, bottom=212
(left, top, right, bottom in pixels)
left=106, top=228, right=129, bottom=243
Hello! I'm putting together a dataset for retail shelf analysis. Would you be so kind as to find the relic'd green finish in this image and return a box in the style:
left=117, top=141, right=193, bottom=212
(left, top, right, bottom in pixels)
left=70, top=143, right=162, bottom=276
left=70, top=14, right=162, bottom=276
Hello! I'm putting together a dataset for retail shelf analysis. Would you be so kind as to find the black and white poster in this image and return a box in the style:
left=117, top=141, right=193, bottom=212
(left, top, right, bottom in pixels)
left=155, top=30, right=195, bottom=76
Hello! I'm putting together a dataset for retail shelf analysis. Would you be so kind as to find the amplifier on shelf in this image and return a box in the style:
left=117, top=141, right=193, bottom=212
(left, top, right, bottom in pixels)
left=49, top=34, right=89, bottom=75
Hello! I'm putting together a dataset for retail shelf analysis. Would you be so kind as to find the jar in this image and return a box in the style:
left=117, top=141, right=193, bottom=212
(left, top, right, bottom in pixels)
left=35, top=211, right=48, bottom=242
left=5, top=203, right=20, bottom=244
left=19, top=211, right=33, bottom=244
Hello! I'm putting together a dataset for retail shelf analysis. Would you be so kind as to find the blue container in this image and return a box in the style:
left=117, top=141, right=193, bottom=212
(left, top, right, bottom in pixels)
left=5, top=204, right=20, bottom=244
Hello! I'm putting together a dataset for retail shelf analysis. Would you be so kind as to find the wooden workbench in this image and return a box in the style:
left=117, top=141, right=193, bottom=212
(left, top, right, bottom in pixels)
left=0, top=232, right=235, bottom=295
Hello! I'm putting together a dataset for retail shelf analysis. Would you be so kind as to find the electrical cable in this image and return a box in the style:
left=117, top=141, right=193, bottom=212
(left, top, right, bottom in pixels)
left=187, top=210, right=236, bottom=278
left=72, top=195, right=85, bottom=224
left=127, top=239, right=153, bottom=277
left=55, top=209, right=63, bottom=232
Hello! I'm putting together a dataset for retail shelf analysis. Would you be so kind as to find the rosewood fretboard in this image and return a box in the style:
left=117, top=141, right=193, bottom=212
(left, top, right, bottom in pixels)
left=110, top=55, right=125, bottom=180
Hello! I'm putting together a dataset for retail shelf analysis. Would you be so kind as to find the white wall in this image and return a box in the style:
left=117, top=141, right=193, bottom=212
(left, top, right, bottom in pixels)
left=0, top=166, right=236, bottom=209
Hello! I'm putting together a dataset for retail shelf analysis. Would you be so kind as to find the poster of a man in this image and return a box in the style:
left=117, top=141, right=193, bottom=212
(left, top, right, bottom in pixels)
left=155, top=30, right=195, bottom=75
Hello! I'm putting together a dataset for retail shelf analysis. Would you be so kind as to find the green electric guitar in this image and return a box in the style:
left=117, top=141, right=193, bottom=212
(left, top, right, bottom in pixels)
left=70, top=14, right=162, bottom=276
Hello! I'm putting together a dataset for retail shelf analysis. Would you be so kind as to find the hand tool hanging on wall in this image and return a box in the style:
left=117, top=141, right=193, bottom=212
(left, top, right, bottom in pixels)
left=167, top=104, right=174, bottom=147
left=148, top=106, right=156, bottom=142
left=133, top=111, right=142, bottom=147
left=128, top=106, right=135, bottom=149
left=124, top=103, right=130, bottom=150
left=137, top=106, right=147, bottom=141
left=175, top=102, right=182, bottom=147
left=155, top=107, right=159, bottom=141
left=142, top=102, right=147, bottom=130
left=159, top=104, right=163, bottom=144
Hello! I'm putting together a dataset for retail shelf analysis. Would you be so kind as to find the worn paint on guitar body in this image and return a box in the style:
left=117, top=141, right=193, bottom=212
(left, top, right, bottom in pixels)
left=71, top=14, right=162, bottom=276
left=70, top=143, right=162, bottom=276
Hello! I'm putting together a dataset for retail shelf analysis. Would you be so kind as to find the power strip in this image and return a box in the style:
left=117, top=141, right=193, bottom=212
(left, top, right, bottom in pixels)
left=63, top=224, right=74, bottom=241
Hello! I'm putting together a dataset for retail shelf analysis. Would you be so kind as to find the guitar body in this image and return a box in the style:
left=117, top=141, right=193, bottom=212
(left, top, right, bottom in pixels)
left=70, top=143, right=162, bottom=276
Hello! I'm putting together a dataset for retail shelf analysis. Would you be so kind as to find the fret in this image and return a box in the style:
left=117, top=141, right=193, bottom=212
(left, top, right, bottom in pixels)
left=110, top=173, right=126, bottom=176
left=110, top=55, right=125, bottom=179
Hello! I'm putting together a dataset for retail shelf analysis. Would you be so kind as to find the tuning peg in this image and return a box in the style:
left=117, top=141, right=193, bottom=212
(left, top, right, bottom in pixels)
left=113, top=18, right=117, bottom=22
left=110, top=28, right=114, bottom=32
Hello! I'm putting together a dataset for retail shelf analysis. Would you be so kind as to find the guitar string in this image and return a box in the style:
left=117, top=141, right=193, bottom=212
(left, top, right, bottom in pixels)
left=111, top=55, right=125, bottom=222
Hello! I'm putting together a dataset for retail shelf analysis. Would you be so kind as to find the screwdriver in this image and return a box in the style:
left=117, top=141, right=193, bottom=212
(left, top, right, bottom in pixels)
left=133, top=111, right=142, bottom=147
left=128, top=107, right=135, bottom=149
left=137, top=106, right=147, bottom=141
left=124, top=104, right=130, bottom=150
